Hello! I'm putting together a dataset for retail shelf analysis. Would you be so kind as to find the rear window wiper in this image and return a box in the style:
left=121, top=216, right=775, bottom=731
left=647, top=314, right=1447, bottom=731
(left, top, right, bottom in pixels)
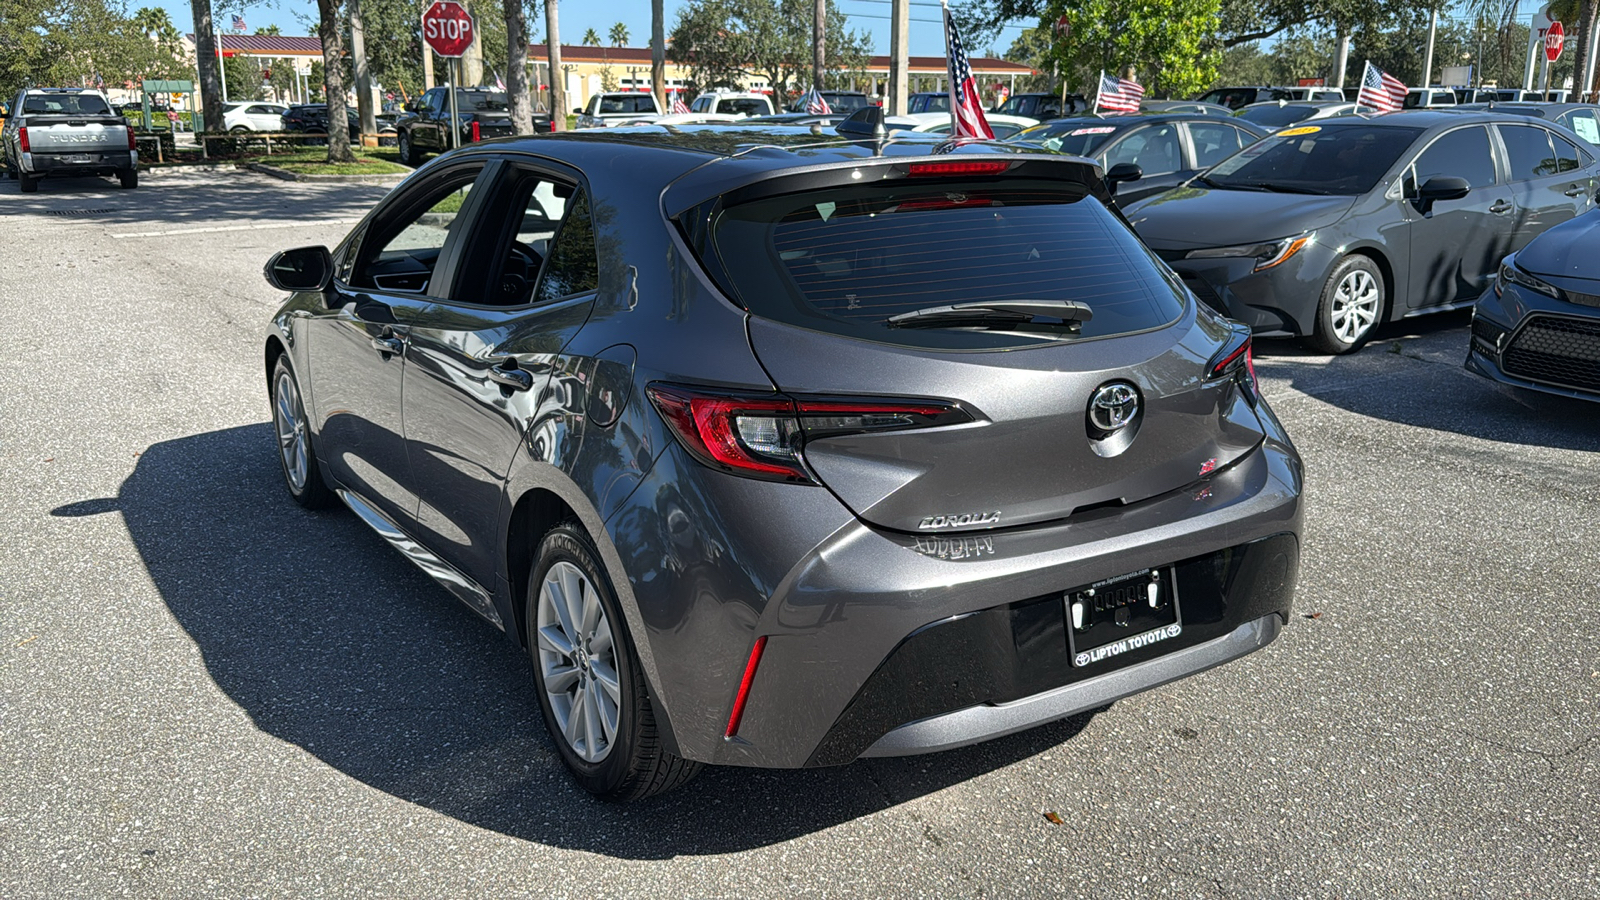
left=887, top=299, right=1094, bottom=332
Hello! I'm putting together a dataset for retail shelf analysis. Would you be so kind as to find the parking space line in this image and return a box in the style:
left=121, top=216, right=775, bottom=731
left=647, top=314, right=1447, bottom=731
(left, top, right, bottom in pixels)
left=111, top=218, right=362, bottom=238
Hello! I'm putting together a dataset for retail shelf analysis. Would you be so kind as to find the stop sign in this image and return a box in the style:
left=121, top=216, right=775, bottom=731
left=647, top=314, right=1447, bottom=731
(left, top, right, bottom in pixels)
left=1546, top=20, right=1565, bottom=62
left=422, top=0, right=475, bottom=58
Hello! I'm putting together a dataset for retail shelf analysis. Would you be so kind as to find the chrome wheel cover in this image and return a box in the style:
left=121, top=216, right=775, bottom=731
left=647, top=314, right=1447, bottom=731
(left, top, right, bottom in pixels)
left=1330, top=269, right=1380, bottom=344
left=272, top=371, right=309, bottom=492
left=536, top=560, right=620, bottom=763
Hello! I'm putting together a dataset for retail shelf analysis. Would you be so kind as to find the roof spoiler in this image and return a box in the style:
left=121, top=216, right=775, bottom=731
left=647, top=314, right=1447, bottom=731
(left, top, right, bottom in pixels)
left=835, top=106, right=888, bottom=139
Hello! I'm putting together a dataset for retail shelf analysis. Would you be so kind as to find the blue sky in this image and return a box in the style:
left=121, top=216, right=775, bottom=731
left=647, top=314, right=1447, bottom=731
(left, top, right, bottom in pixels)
left=156, top=0, right=1033, bottom=58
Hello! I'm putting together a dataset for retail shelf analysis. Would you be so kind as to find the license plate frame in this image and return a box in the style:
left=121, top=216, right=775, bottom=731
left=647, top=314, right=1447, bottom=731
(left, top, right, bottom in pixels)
left=1064, top=567, right=1182, bottom=668
left=64, top=154, right=93, bottom=164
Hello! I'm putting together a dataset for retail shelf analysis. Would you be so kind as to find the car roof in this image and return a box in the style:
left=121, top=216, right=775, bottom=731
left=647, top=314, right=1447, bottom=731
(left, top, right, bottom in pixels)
left=1019, top=112, right=1262, bottom=129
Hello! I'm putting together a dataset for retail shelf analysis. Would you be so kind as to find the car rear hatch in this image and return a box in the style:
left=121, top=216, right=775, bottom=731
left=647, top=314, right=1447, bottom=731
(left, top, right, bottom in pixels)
left=679, top=155, right=1266, bottom=534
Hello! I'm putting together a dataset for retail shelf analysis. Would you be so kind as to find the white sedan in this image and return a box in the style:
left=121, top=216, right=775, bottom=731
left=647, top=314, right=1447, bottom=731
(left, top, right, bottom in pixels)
left=223, top=102, right=289, bottom=133
left=884, top=112, right=1040, bottom=139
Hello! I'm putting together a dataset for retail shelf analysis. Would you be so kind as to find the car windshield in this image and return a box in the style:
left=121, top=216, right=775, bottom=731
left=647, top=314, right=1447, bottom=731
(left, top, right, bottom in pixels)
left=598, top=95, right=656, bottom=114
left=1006, top=122, right=1121, bottom=157
left=709, top=179, right=1186, bottom=350
left=827, top=94, right=870, bottom=112
left=1203, top=124, right=1421, bottom=195
left=22, top=93, right=110, bottom=116
left=1236, top=105, right=1319, bottom=128
left=457, top=90, right=508, bottom=110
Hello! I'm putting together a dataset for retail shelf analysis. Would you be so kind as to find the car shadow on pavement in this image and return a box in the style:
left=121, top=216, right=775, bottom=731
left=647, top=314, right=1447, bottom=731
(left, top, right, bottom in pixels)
left=0, top=168, right=390, bottom=227
left=106, top=423, right=1096, bottom=857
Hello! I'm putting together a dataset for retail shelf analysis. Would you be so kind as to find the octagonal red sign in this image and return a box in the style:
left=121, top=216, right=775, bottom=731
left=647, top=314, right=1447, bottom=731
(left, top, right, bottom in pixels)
left=423, top=0, right=476, bottom=58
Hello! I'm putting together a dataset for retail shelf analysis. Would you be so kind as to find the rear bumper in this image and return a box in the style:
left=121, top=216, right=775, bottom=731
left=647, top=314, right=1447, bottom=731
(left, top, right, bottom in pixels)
left=23, top=150, right=136, bottom=175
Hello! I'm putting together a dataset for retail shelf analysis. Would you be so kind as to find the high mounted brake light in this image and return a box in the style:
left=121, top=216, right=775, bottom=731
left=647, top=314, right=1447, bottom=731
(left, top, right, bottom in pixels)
left=907, top=161, right=1012, bottom=177
left=646, top=384, right=972, bottom=483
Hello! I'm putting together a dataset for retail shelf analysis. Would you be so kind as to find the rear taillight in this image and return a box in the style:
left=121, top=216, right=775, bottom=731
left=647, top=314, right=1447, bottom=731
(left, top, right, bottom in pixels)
left=470, top=119, right=481, bottom=142
left=18, top=127, right=29, bottom=153
left=646, top=384, right=971, bottom=483
left=126, top=125, right=136, bottom=150
left=1207, top=331, right=1259, bottom=402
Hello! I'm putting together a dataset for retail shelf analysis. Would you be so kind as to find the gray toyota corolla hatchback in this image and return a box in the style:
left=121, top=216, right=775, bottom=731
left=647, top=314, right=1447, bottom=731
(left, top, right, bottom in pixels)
left=261, top=127, right=1304, bottom=800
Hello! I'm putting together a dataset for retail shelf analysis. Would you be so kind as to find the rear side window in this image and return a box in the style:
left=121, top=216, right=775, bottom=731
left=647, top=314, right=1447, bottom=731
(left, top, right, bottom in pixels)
left=1500, top=125, right=1559, bottom=179
left=1562, top=109, right=1600, bottom=145
left=708, top=180, right=1187, bottom=349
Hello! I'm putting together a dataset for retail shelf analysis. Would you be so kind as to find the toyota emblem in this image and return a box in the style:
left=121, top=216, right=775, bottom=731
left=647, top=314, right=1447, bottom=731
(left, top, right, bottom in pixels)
left=1088, top=382, right=1140, bottom=435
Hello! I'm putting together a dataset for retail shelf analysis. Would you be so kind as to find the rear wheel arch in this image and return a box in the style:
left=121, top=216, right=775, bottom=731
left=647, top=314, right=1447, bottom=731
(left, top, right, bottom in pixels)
left=506, top=487, right=578, bottom=649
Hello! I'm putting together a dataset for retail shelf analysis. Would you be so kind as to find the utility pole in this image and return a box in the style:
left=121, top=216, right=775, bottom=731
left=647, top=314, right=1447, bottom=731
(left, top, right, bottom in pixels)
left=651, top=0, right=666, bottom=112
left=350, top=0, right=376, bottom=139
left=889, top=0, right=908, bottom=113
left=547, top=0, right=564, bottom=131
left=423, top=10, right=436, bottom=91
left=813, top=0, right=826, bottom=91
left=1334, top=24, right=1351, bottom=89
left=1422, top=8, right=1438, bottom=86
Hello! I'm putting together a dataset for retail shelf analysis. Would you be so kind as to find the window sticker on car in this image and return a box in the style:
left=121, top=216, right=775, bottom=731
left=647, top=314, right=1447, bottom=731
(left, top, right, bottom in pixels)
left=1573, top=117, right=1600, bottom=144
left=1071, top=127, right=1117, bottom=136
left=816, top=201, right=837, bottom=221
left=1277, top=125, right=1321, bottom=136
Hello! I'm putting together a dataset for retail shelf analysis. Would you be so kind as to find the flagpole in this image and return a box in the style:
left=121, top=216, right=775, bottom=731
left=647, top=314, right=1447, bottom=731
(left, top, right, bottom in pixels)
left=941, top=0, right=957, bottom=135
left=1092, top=70, right=1101, bottom=115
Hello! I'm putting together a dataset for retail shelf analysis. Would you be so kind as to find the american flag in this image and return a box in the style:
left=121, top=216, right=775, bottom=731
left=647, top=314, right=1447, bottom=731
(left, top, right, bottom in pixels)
left=1095, top=71, right=1144, bottom=114
left=799, top=87, right=831, bottom=114
left=942, top=4, right=993, bottom=139
left=231, top=14, right=246, bottom=32
left=670, top=91, right=689, bottom=114
left=1357, top=60, right=1407, bottom=113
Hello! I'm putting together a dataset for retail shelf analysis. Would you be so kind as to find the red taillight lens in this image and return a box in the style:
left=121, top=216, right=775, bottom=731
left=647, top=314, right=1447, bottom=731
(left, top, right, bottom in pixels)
left=725, top=635, right=768, bottom=739
left=18, top=127, right=29, bottom=153
left=126, top=125, right=136, bottom=150
left=646, top=385, right=972, bottom=482
left=907, top=160, right=1011, bottom=177
left=470, top=120, right=481, bottom=142
left=1208, top=333, right=1259, bottom=402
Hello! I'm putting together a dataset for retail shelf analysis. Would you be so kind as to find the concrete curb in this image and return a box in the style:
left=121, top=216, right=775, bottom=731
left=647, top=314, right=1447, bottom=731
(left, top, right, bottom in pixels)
left=244, top=162, right=409, bottom=184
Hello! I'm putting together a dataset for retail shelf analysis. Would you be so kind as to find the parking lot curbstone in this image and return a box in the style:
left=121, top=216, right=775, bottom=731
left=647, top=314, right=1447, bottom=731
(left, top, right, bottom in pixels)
left=244, top=162, right=408, bottom=184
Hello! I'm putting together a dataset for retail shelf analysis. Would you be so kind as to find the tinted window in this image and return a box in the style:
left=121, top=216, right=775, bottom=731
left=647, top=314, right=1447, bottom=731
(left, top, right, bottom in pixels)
left=709, top=180, right=1187, bottom=350
left=718, top=98, right=770, bottom=116
left=456, top=90, right=508, bottom=111
left=1236, top=105, right=1318, bottom=128
left=599, top=95, right=657, bottom=114
left=1500, top=125, right=1559, bottom=179
left=1189, top=121, right=1246, bottom=168
left=1102, top=125, right=1180, bottom=175
left=1412, top=126, right=1496, bottom=189
left=691, top=97, right=709, bottom=112
left=1562, top=109, right=1600, bottom=145
left=534, top=190, right=599, bottom=302
left=1206, top=124, right=1421, bottom=194
left=827, top=94, right=871, bottom=112
left=351, top=167, right=481, bottom=294
left=1009, top=122, right=1119, bottom=156
left=1552, top=133, right=1584, bottom=172
left=22, top=93, right=110, bottom=115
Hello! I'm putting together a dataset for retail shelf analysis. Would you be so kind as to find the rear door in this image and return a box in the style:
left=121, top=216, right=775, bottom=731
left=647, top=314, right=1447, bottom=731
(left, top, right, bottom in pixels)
left=710, top=165, right=1265, bottom=533
left=1184, top=120, right=1253, bottom=173
left=400, top=160, right=599, bottom=587
left=1497, top=122, right=1596, bottom=250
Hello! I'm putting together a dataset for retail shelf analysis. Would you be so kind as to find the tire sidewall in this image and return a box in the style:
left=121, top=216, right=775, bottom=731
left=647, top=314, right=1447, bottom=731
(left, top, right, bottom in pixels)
left=1316, top=256, right=1384, bottom=353
left=270, top=355, right=327, bottom=507
left=526, top=524, right=644, bottom=797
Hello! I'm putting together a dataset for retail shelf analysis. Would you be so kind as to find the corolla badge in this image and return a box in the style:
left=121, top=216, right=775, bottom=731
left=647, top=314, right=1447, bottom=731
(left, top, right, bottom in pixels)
left=1088, top=382, right=1140, bottom=434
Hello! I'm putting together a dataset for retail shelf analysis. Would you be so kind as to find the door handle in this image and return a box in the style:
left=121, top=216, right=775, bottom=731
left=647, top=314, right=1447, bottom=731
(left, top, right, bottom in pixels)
left=487, top=359, right=534, bottom=392
left=370, top=334, right=404, bottom=356
left=1563, top=185, right=1587, bottom=197
left=1489, top=200, right=1513, bottom=214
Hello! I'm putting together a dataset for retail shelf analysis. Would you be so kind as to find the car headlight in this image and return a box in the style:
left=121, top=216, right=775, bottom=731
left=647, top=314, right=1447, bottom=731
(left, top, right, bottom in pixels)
left=1494, top=258, right=1561, bottom=299
left=1186, top=233, right=1312, bottom=272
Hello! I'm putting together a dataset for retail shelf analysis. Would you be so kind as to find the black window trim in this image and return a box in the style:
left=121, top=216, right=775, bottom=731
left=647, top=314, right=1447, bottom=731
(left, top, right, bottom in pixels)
left=1399, top=123, right=1502, bottom=195
left=1493, top=121, right=1570, bottom=183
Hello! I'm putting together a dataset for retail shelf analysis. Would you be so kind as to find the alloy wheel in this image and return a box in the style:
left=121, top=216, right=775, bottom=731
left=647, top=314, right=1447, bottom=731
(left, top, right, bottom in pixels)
left=536, top=560, right=621, bottom=764
left=272, top=371, right=309, bottom=492
left=1330, top=269, right=1380, bottom=344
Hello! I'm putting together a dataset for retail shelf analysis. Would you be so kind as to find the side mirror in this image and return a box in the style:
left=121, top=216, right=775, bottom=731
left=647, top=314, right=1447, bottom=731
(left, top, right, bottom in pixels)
left=1416, top=175, right=1470, bottom=202
left=264, top=246, right=333, bottom=293
left=1105, top=162, right=1143, bottom=195
left=573, top=107, right=583, bottom=115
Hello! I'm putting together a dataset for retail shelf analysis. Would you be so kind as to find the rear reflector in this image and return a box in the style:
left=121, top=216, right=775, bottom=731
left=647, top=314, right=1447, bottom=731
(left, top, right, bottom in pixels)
left=907, top=160, right=1011, bottom=177
left=725, top=636, right=768, bottom=738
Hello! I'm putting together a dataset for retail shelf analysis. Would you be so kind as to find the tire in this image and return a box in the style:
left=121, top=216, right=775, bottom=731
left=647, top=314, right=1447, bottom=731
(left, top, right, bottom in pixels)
left=1305, top=255, right=1384, bottom=355
left=527, top=523, right=702, bottom=802
left=230, top=125, right=250, bottom=133
left=397, top=132, right=414, bottom=167
left=18, top=172, right=37, bottom=193
left=270, top=355, right=336, bottom=509
left=119, top=168, right=138, bottom=189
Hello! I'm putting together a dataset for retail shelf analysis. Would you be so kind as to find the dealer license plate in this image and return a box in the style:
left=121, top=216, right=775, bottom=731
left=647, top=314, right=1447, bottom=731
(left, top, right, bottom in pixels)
left=1064, top=567, right=1182, bottom=668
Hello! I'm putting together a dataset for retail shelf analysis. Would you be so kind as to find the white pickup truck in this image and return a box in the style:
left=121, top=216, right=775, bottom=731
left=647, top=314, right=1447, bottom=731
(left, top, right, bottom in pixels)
left=1, top=88, right=138, bottom=193
left=574, top=92, right=662, bottom=128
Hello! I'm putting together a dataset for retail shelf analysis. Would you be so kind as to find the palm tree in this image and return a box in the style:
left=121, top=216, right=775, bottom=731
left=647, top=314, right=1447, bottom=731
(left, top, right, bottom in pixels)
left=609, top=22, right=629, bottom=47
left=651, top=0, right=665, bottom=111
left=133, top=7, right=181, bottom=43
left=582, top=28, right=601, bottom=46
left=254, top=24, right=282, bottom=36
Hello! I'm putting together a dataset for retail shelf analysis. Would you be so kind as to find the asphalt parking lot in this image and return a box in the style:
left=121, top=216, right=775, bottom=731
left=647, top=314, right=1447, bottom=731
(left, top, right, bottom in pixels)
left=1, top=169, right=1596, bottom=898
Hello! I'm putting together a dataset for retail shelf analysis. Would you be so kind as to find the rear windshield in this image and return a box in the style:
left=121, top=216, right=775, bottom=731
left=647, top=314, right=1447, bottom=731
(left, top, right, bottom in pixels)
left=827, top=94, right=871, bottom=112
left=1236, top=105, right=1319, bottom=128
left=599, top=95, right=657, bottom=114
left=23, top=93, right=110, bottom=116
left=1204, top=124, right=1420, bottom=194
left=717, top=98, right=770, bottom=116
left=457, top=90, right=508, bottom=110
left=708, top=179, right=1187, bottom=349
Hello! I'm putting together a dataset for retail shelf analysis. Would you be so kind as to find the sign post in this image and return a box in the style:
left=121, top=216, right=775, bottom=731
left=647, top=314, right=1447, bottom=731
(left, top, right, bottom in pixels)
left=421, top=0, right=476, bottom=150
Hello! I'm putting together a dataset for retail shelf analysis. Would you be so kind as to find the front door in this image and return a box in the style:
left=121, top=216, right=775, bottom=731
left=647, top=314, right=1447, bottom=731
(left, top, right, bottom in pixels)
left=402, top=161, right=601, bottom=588
left=1100, top=123, right=1187, bottom=205
left=307, top=159, right=491, bottom=527
left=1403, top=124, right=1511, bottom=309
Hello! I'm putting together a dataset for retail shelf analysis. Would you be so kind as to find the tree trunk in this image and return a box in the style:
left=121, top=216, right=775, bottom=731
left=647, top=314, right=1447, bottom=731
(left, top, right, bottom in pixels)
left=316, top=0, right=356, bottom=162
left=350, top=0, right=376, bottom=138
left=1575, top=0, right=1599, bottom=99
left=651, top=0, right=666, bottom=111
left=188, top=0, right=225, bottom=131
left=547, top=0, right=564, bottom=132
left=504, top=0, right=534, bottom=133
left=813, top=0, right=825, bottom=90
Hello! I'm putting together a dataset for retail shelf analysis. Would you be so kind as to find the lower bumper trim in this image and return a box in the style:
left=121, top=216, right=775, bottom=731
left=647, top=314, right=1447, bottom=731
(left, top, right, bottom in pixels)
left=860, top=612, right=1283, bottom=757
